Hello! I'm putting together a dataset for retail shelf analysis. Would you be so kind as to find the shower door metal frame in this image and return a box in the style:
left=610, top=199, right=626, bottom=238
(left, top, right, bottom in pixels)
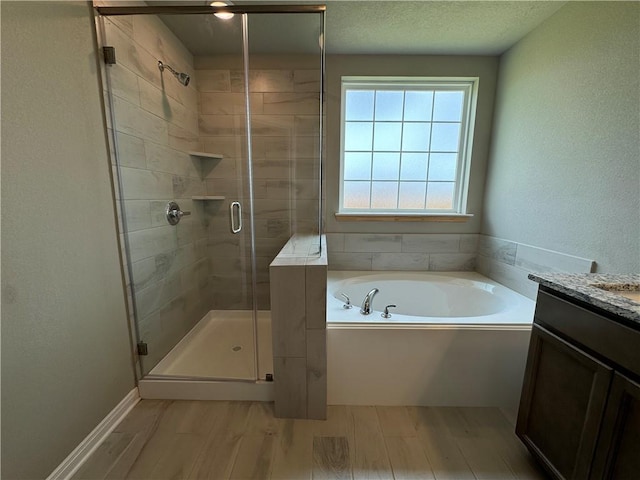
left=96, top=4, right=326, bottom=384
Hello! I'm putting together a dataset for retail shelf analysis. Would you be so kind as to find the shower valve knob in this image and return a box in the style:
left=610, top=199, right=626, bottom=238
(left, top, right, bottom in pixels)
left=166, top=201, right=191, bottom=226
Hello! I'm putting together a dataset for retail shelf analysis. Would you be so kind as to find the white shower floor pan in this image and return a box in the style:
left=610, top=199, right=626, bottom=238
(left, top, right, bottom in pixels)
left=149, top=310, right=273, bottom=381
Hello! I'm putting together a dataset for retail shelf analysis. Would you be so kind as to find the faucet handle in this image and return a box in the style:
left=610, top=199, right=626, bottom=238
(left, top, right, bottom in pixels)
left=381, top=304, right=397, bottom=319
left=340, top=293, right=353, bottom=309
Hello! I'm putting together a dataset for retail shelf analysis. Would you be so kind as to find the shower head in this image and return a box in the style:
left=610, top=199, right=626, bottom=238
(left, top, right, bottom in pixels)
left=158, top=61, right=190, bottom=87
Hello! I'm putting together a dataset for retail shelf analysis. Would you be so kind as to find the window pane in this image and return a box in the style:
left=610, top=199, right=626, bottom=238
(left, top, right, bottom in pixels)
left=426, top=182, right=454, bottom=209
left=373, top=122, right=402, bottom=151
left=345, top=122, right=373, bottom=150
left=431, top=123, right=460, bottom=152
left=399, top=182, right=426, bottom=209
left=400, top=153, right=428, bottom=181
left=344, top=181, right=371, bottom=208
left=404, top=91, right=433, bottom=121
left=372, top=152, right=400, bottom=180
left=345, top=90, right=374, bottom=120
left=401, top=122, right=430, bottom=151
left=375, top=91, right=404, bottom=121
left=428, top=153, right=458, bottom=181
left=371, top=181, right=398, bottom=209
left=433, top=91, right=464, bottom=121
left=344, top=152, right=372, bottom=180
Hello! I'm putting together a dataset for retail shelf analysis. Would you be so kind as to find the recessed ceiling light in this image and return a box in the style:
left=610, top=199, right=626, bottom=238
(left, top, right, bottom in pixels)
left=211, top=1, right=234, bottom=20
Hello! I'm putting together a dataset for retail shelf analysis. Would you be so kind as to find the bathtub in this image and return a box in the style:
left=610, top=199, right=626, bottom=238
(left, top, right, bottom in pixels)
left=326, top=271, right=536, bottom=408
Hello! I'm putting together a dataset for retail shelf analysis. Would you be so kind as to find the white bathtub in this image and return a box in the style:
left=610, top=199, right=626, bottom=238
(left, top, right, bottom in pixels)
left=326, top=271, right=536, bottom=408
left=328, top=271, right=534, bottom=325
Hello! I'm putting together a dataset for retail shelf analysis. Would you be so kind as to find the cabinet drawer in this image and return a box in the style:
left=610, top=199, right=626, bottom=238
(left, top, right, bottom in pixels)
left=535, top=291, right=640, bottom=375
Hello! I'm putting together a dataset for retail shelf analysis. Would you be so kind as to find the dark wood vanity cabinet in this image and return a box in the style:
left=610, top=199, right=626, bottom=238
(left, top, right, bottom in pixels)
left=516, top=290, right=640, bottom=480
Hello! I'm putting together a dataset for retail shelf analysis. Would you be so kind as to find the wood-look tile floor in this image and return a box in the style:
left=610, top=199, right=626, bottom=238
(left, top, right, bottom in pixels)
left=72, top=401, right=549, bottom=480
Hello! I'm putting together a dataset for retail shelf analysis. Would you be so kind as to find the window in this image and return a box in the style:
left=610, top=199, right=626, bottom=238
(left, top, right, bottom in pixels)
left=339, top=77, right=478, bottom=216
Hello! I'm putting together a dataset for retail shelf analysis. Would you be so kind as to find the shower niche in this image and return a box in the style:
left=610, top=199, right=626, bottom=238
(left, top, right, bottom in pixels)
left=97, top=5, right=324, bottom=396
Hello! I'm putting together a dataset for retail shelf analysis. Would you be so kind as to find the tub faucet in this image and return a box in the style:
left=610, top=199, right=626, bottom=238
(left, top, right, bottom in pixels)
left=360, top=288, right=379, bottom=315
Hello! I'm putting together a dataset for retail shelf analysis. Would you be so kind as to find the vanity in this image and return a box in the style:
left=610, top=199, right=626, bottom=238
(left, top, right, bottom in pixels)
left=516, top=273, right=640, bottom=480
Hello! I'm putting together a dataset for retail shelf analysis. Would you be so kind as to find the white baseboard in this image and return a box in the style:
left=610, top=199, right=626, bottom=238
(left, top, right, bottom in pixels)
left=46, top=387, right=140, bottom=480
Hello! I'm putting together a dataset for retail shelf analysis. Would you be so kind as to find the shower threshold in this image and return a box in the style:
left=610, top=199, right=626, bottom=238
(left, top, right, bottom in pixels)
left=139, top=310, right=274, bottom=401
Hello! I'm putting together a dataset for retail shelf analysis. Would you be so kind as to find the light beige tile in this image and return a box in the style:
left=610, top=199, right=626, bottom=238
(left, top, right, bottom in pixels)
left=478, top=235, right=517, bottom=265
left=199, top=114, right=243, bottom=136
left=112, top=95, right=168, bottom=145
left=294, top=115, right=321, bottom=136
left=401, top=234, right=461, bottom=253
left=139, top=78, right=198, bottom=134
left=145, top=141, right=199, bottom=178
left=230, top=434, right=275, bottom=479
left=329, top=252, right=372, bottom=270
left=270, top=265, right=306, bottom=357
left=428, top=253, right=476, bottom=271
left=119, top=167, right=173, bottom=200
left=231, top=69, right=295, bottom=93
left=351, top=407, right=394, bottom=480
left=306, top=328, right=327, bottom=420
left=372, top=253, right=429, bottom=271
left=294, top=69, right=321, bottom=92
left=200, top=92, right=263, bottom=115
left=459, top=234, right=479, bottom=253
left=115, top=132, right=146, bottom=169
left=376, top=407, right=416, bottom=437
left=196, top=70, right=231, bottom=92
left=250, top=114, right=296, bottom=136
left=127, top=225, right=177, bottom=263
left=200, top=135, right=247, bottom=159
left=273, top=356, right=307, bottom=419
left=109, top=64, right=141, bottom=105
left=270, top=420, right=313, bottom=479
left=384, top=436, right=435, bottom=480
left=344, top=234, right=402, bottom=253
left=122, top=200, right=152, bottom=231
left=168, top=123, right=199, bottom=151
left=312, top=436, right=351, bottom=480
left=514, top=243, right=595, bottom=273
left=326, top=233, right=345, bottom=253
left=263, top=92, right=320, bottom=115
left=305, top=265, right=327, bottom=329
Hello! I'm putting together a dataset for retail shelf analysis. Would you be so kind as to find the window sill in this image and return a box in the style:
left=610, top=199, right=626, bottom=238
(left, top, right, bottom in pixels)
left=334, top=213, right=474, bottom=223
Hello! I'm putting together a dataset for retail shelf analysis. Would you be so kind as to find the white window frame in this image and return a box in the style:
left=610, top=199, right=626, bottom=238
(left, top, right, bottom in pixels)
left=339, top=76, right=479, bottom=216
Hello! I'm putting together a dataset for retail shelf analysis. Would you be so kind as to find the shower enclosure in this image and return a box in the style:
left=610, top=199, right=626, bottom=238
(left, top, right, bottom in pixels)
left=96, top=4, right=324, bottom=393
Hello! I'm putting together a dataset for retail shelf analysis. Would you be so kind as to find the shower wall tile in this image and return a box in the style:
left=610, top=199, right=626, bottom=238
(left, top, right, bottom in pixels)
left=145, top=142, right=199, bottom=178
left=401, top=234, right=460, bottom=253
left=109, top=64, right=141, bottom=106
left=200, top=92, right=264, bottom=115
left=306, top=265, right=327, bottom=330
left=115, top=132, right=147, bottom=169
left=139, top=78, right=199, bottom=134
left=372, top=253, right=430, bottom=271
left=112, top=95, right=168, bottom=145
left=230, top=69, right=295, bottom=93
left=127, top=225, right=178, bottom=263
left=168, top=123, right=199, bottom=152
left=263, top=92, right=320, bottom=115
left=344, top=234, right=402, bottom=253
left=197, top=70, right=231, bottom=92
left=120, top=167, right=173, bottom=200
left=122, top=200, right=152, bottom=232
left=429, top=253, right=476, bottom=271
left=199, top=114, right=243, bottom=136
left=326, top=233, right=345, bottom=253
left=294, top=115, right=321, bottom=136
left=293, top=70, right=321, bottom=93
left=250, top=114, right=296, bottom=136
left=200, top=136, right=247, bottom=159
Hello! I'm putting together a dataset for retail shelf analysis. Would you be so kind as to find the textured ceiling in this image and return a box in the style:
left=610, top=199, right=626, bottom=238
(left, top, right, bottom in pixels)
left=156, top=1, right=566, bottom=56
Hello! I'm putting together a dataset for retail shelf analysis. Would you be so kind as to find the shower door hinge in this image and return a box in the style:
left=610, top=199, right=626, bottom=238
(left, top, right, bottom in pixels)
left=103, top=46, right=116, bottom=65
left=137, top=341, right=148, bottom=356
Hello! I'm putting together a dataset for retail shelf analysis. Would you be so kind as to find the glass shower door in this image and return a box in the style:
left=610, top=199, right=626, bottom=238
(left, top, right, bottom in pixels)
left=101, top=12, right=258, bottom=379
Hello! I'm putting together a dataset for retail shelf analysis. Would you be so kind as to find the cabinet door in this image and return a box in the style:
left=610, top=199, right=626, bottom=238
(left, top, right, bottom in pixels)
left=589, top=373, right=640, bottom=479
left=516, top=324, right=613, bottom=480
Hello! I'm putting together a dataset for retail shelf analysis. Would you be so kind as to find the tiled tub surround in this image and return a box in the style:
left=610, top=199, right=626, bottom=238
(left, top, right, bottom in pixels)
left=476, top=234, right=596, bottom=300
left=529, top=273, right=640, bottom=324
left=196, top=56, right=322, bottom=310
left=102, top=16, right=209, bottom=372
left=326, top=233, right=479, bottom=271
left=270, top=235, right=327, bottom=419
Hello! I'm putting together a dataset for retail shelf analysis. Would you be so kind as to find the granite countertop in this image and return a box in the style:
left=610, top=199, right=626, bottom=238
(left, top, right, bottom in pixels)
left=528, top=273, right=640, bottom=325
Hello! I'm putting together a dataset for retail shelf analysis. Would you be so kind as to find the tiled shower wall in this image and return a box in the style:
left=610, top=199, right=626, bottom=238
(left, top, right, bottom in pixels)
left=195, top=56, right=321, bottom=309
left=103, top=16, right=210, bottom=371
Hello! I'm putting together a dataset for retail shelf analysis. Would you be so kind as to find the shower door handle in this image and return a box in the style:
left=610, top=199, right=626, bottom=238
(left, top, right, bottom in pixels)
left=230, top=201, right=242, bottom=234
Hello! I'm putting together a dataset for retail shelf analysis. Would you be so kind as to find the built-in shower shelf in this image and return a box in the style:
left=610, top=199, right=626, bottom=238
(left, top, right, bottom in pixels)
left=188, top=151, right=224, bottom=160
left=192, top=196, right=225, bottom=201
